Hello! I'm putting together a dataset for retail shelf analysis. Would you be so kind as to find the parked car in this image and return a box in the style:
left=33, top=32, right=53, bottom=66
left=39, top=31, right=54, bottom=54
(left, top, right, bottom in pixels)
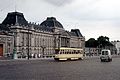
left=100, top=49, right=112, bottom=62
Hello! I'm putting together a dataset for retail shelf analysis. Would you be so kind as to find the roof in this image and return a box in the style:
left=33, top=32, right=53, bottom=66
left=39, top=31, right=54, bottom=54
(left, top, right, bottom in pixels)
left=40, top=17, right=64, bottom=28
left=2, top=12, right=28, bottom=26
left=58, top=29, right=83, bottom=38
left=0, top=12, right=84, bottom=37
left=0, top=24, right=10, bottom=31
left=70, top=29, right=83, bottom=37
left=29, top=23, right=53, bottom=32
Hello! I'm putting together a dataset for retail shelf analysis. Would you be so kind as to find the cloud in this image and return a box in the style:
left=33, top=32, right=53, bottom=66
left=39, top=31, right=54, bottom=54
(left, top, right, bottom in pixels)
left=59, top=0, right=120, bottom=21
left=44, top=0, right=74, bottom=6
left=68, top=19, right=120, bottom=41
left=0, top=0, right=120, bottom=40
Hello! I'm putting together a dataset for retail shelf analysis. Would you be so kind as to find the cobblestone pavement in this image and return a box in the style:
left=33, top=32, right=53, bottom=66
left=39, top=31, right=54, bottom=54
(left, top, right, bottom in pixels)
left=0, top=56, right=120, bottom=80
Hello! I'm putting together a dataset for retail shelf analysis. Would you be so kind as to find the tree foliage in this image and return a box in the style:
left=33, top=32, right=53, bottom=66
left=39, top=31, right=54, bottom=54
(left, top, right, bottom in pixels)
left=85, top=36, right=113, bottom=48
left=85, top=38, right=98, bottom=47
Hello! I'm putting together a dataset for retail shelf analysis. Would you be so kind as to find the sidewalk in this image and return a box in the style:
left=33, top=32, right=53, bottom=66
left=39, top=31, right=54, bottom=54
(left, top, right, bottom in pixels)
left=84, top=55, right=120, bottom=59
left=84, top=55, right=99, bottom=58
left=0, top=55, right=120, bottom=61
left=0, top=57, right=54, bottom=61
left=16, top=57, right=54, bottom=60
left=0, top=56, right=12, bottom=60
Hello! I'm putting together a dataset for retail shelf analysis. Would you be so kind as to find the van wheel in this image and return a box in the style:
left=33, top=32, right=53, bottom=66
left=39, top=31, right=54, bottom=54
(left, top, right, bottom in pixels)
left=108, top=58, right=112, bottom=62
left=101, top=59, right=104, bottom=62
left=79, top=57, right=84, bottom=60
left=110, top=59, right=112, bottom=62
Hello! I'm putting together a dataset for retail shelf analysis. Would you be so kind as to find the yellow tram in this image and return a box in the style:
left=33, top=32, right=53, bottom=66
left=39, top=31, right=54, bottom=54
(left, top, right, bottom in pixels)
left=54, top=47, right=84, bottom=61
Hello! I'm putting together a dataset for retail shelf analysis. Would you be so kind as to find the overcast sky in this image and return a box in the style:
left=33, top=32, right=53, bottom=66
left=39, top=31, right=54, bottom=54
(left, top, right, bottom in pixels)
left=0, top=0, right=120, bottom=41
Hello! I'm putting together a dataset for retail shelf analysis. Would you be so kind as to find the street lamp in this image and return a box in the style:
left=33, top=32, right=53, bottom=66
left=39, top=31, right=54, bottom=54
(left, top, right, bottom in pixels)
left=41, top=39, right=46, bottom=58
left=97, top=44, right=102, bottom=56
left=13, top=32, right=17, bottom=59
left=41, top=46, right=46, bottom=58
left=27, top=27, right=30, bottom=60
left=58, top=34, right=61, bottom=49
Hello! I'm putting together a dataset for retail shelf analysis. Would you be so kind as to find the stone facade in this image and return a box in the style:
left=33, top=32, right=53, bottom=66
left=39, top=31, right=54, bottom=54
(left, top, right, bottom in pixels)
left=85, top=47, right=98, bottom=56
left=0, top=32, right=14, bottom=57
left=111, top=41, right=120, bottom=55
left=0, top=12, right=85, bottom=59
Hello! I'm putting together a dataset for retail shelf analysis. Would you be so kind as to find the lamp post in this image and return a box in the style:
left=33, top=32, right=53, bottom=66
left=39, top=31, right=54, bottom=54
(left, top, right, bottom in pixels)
left=58, top=34, right=61, bottom=49
left=41, top=46, right=46, bottom=58
left=27, top=27, right=30, bottom=60
left=97, top=44, right=102, bottom=56
left=41, top=39, right=46, bottom=58
left=13, top=32, right=17, bottom=59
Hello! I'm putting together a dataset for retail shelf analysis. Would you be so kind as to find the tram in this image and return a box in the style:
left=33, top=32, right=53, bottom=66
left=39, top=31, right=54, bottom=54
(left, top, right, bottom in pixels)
left=54, top=47, right=84, bottom=61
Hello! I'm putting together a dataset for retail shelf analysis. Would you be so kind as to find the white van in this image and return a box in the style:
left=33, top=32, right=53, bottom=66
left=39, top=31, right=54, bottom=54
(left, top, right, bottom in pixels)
left=100, top=49, right=112, bottom=62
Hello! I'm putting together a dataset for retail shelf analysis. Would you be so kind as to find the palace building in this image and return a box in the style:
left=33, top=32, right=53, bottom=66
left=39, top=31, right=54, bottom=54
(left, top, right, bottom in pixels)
left=0, top=12, right=85, bottom=59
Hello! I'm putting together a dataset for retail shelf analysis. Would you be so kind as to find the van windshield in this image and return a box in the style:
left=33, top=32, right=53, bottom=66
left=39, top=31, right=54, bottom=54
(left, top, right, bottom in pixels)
left=102, top=51, right=108, bottom=55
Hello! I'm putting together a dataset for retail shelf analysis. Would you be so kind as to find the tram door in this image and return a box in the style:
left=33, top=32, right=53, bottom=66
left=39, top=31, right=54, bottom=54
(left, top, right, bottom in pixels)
left=0, top=44, right=3, bottom=56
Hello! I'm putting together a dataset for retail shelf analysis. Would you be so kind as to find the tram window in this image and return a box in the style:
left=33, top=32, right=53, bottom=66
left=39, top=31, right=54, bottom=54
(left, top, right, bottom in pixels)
left=75, top=51, right=78, bottom=54
left=62, top=50, right=64, bottom=53
left=69, top=52, right=71, bottom=54
left=68, top=52, right=70, bottom=54
left=76, top=51, right=77, bottom=54
left=66, top=50, right=68, bottom=54
left=67, top=52, right=69, bottom=54
left=71, top=50, right=73, bottom=54
left=72, top=52, right=74, bottom=54
left=60, top=52, right=62, bottom=54
left=73, top=51, right=75, bottom=54
left=64, top=51, right=66, bottom=54
left=73, top=50, right=75, bottom=53
left=60, top=50, right=62, bottom=53
left=60, top=50, right=63, bottom=54
left=75, top=51, right=76, bottom=54
left=62, top=51, right=64, bottom=54
left=68, top=50, right=70, bottom=53
left=74, top=51, right=76, bottom=54
left=65, top=52, right=67, bottom=54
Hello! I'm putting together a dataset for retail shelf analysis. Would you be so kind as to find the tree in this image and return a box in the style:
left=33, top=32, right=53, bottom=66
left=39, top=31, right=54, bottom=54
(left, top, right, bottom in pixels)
left=85, top=36, right=113, bottom=48
left=85, top=38, right=98, bottom=47
left=97, top=36, right=113, bottom=48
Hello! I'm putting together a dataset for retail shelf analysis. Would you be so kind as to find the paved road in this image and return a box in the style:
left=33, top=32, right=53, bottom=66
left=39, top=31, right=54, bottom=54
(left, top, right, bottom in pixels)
left=0, top=57, right=120, bottom=80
